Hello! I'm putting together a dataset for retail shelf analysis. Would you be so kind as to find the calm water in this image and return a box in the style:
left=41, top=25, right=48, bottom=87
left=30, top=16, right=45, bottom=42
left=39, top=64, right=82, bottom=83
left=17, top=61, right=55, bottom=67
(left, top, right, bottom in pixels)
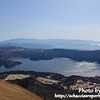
left=0, top=58, right=100, bottom=77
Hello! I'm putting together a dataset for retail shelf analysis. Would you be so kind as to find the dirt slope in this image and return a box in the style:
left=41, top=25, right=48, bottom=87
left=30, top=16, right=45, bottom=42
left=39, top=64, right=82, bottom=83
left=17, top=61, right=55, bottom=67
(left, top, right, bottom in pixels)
left=0, top=80, right=43, bottom=100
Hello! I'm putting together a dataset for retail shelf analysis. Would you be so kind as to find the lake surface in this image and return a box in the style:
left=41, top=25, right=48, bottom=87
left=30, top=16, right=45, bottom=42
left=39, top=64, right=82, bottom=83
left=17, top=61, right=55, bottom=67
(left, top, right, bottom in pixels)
left=0, top=58, right=100, bottom=77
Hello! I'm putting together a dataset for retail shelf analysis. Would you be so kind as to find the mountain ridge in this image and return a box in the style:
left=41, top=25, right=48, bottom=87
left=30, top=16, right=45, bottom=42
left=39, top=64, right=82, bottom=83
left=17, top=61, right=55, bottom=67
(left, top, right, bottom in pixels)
left=0, top=38, right=100, bottom=50
left=1, top=70, right=100, bottom=100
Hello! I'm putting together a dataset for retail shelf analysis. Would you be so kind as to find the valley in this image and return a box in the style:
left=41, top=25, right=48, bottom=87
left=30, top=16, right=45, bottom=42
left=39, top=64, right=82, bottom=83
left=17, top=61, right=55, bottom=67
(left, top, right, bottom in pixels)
left=0, top=45, right=100, bottom=99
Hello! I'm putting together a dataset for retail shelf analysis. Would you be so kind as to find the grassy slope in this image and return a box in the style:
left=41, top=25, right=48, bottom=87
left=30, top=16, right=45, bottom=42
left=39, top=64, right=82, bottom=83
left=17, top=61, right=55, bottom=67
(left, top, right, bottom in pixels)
left=0, top=80, right=43, bottom=100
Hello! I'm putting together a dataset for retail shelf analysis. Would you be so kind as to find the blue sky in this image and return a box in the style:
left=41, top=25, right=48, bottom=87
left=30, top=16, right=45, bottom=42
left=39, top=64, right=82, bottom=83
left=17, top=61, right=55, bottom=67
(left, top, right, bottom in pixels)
left=0, top=0, right=100, bottom=41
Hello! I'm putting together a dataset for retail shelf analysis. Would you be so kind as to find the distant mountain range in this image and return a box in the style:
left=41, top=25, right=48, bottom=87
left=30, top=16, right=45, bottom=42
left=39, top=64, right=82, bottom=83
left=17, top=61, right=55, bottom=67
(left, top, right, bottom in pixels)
left=0, top=38, right=100, bottom=50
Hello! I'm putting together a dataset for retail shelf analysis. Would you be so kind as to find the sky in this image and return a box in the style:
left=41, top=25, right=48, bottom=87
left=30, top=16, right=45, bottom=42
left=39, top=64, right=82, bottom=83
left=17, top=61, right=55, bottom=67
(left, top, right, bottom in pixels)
left=0, top=0, right=100, bottom=41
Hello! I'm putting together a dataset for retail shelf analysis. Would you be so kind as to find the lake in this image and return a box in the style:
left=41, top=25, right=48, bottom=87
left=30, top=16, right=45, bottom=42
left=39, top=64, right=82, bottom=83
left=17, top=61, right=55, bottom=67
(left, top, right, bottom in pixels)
left=0, top=58, right=100, bottom=77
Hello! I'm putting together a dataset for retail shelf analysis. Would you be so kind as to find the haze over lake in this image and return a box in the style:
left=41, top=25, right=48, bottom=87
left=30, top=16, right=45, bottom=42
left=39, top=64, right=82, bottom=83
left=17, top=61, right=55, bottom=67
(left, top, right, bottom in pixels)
left=0, top=58, right=100, bottom=77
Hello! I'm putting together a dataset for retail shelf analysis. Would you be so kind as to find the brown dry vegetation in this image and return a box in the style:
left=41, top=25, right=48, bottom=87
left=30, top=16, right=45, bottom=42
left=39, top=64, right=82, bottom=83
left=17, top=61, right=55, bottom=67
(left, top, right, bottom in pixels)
left=0, top=80, right=43, bottom=100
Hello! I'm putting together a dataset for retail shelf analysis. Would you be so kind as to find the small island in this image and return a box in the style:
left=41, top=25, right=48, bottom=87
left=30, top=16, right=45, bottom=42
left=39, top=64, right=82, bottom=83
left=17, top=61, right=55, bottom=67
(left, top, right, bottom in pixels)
left=4, top=61, right=22, bottom=68
left=29, top=54, right=53, bottom=61
left=0, top=58, right=22, bottom=68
